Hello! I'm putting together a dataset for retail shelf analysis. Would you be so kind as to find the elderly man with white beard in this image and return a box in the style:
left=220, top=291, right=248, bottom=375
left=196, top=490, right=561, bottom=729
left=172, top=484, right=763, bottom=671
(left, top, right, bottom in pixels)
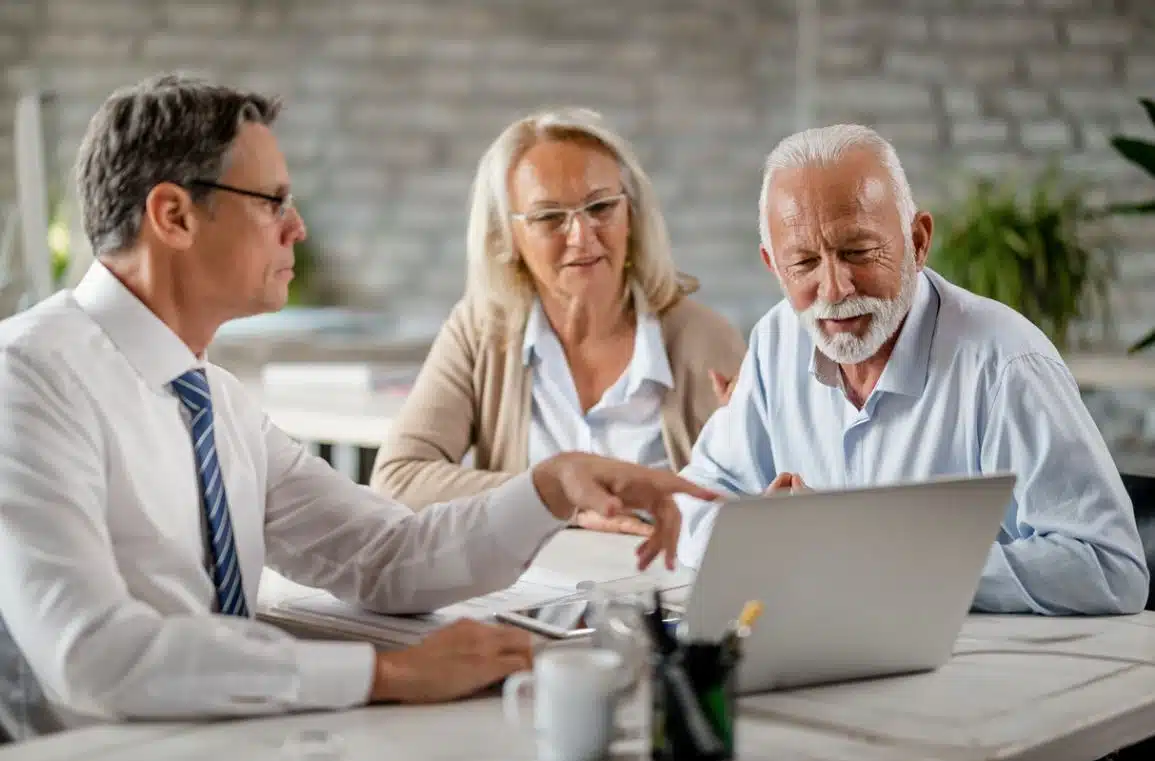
left=676, top=124, right=1148, bottom=616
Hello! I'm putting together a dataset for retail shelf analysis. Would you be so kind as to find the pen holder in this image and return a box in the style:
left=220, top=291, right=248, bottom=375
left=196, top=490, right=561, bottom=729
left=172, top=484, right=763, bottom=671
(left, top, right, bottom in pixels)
left=650, top=641, right=738, bottom=761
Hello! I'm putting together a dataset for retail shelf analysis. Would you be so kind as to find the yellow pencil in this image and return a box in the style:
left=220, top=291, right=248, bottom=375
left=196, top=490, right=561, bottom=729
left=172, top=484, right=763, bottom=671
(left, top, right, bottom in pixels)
left=737, top=600, right=764, bottom=631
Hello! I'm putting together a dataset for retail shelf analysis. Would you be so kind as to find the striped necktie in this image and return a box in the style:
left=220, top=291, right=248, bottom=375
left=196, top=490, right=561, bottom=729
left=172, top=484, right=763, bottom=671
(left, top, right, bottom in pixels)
left=171, top=369, right=249, bottom=617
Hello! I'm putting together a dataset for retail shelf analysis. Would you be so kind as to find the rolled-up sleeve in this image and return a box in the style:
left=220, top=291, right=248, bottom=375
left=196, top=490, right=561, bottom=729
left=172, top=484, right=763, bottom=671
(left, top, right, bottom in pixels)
left=976, top=353, right=1149, bottom=614
left=676, top=336, right=777, bottom=568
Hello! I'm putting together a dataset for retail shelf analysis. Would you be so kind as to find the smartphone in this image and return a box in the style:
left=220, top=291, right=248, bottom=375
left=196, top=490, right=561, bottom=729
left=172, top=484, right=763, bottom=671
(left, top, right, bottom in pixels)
left=495, top=598, right=682, bottom=640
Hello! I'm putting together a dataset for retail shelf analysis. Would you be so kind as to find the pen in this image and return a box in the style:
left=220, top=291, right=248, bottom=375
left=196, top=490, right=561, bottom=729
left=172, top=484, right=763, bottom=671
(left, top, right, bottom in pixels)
left=722, top=599, right=764, bottom=659
left=648, top=589, right=676, bottom=655
left=737, top=600, right=764, bottom=631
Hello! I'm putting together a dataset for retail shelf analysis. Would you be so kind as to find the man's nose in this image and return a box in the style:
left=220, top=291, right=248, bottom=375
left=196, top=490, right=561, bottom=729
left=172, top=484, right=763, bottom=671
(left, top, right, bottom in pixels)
left=817, top=257, right=854, bottom=304
left=285, top=207, right=307, bottom=244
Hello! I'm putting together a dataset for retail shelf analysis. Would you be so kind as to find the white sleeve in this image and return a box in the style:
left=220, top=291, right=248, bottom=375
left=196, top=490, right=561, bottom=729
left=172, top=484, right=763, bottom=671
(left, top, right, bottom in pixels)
left=262, top=413, right=565, bottom=615
left=0, top=348, right=374, bottom=721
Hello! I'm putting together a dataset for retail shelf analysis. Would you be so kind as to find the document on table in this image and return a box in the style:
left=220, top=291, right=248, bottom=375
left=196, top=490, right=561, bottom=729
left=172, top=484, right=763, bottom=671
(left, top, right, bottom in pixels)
left=264, top=565, right=585, bottom=647
left=594, top=572, right=694, bottom=609
left=262, top=565, right=695, bottom=647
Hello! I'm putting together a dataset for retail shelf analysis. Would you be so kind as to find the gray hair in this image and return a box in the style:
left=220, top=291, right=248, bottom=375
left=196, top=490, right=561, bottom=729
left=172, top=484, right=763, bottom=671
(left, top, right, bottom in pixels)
left=75, top=73, right=282, bottom=256
left=464, top=107, right=692, bottom=335
left=757, top=124, right=916, bottom=263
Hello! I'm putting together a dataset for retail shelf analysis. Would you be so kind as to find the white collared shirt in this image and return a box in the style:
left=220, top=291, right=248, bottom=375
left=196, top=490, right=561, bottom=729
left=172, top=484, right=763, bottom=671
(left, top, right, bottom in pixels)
left=0, top=262, right=563, bottom=735
left=523, top=299, right=673, bottom=469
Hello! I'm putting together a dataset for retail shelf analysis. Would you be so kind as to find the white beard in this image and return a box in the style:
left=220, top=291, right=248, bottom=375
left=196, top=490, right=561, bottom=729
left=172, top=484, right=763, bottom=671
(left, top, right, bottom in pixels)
left=797, top=253, right=919, bottom=365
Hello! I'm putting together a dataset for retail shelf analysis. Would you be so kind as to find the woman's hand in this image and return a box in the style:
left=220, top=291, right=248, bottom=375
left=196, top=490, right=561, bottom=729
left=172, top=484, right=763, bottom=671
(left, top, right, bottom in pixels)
left=709, top=369, right=736, bottom=405
left=572, top=509, right=654, bottom=536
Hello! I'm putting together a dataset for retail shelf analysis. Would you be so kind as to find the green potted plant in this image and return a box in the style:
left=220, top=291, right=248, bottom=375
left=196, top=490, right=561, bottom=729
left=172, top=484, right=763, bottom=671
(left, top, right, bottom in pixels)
left=46, top=194, right=72, bottom=286
left=1107, top=96, right=1155, bottom=354
left=931, top=166, right=1114, bottom=353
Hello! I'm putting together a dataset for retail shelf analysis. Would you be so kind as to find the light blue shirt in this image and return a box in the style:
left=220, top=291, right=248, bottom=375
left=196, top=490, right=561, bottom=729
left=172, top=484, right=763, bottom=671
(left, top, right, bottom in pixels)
left=523, top=299, right=673, bottom=469
left=677, top=269, right=1149, bottom=615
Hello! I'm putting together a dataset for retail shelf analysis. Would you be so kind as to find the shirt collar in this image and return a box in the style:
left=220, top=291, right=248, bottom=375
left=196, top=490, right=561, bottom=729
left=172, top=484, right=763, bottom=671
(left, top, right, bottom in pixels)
left=521, top=298, right=674, bottom=392
left=808, top=270, right=940, bottom=398
left=627, top=309, right=674, bottom=393
left=72, top=260, right=201, bottom=390
left=521, top=299, right=549, bottom=366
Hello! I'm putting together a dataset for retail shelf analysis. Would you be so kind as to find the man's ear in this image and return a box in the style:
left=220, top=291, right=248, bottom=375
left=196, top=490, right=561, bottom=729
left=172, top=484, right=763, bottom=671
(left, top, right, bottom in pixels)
left=911, top=211, right=933, bottom=270
left=142, top=182, right=198, bottom=251
left=760, top=245, right=776, bottom=273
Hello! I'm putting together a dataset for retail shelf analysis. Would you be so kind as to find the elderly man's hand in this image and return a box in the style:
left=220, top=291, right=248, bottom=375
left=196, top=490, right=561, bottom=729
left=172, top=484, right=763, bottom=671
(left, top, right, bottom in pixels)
left=532, top=453, right=719, bottom=570
left=709, top=369, right=736, bottom=405
left=764, top=472, right=811, bottom=495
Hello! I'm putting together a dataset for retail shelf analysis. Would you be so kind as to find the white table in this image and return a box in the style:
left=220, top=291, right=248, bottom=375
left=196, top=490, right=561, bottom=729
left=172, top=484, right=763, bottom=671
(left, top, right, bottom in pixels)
left=5, top=530, right=1155, bottom=761
left=1064, top=352, right=1155, bottom=392
left=0, top=698, right=917, bottom=761
left=249, top=379, right=408, bottom=451
left=241, top=375, right=408, bottom=480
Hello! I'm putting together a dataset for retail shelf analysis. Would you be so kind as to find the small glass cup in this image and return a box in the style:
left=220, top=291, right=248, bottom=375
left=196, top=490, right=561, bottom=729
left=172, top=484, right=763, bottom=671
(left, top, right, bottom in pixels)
left=587, top=585, right=657, bottom=756
left=588, top=587, right=651, bottom=679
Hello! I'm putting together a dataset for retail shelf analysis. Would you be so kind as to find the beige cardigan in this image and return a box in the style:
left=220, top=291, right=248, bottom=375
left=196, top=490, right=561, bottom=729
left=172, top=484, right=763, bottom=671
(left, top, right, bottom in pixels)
left=370, top=295, right=747, bottom=508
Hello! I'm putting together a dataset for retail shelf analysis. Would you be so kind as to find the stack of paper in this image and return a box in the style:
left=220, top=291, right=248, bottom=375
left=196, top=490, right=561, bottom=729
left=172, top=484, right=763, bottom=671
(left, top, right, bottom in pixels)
left=261, top=566, right=694, bottom=648
left=262, top=566, right=583, bottom=647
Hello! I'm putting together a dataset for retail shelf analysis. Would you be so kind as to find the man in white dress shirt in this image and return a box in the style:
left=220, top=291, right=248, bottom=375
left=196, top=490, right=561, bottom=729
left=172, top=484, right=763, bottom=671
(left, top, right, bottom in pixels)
left=0, top=74, right=714, bottom=738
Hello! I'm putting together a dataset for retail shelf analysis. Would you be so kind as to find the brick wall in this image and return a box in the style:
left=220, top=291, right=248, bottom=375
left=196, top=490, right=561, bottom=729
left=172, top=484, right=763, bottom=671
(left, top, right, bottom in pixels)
left=1, top=0, right=1153, bottom=345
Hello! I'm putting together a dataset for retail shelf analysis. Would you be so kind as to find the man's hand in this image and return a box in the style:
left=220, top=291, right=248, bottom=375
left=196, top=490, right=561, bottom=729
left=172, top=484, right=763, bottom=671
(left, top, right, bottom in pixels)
left=532, top=453, right=720, bottom=570
left=370, top=619, right=533, bottom=704
left=709, top=369, right=736, bottom=405
left=764, top=472, right=810, bottom=495
left=573, top=509, right=654, bottom=537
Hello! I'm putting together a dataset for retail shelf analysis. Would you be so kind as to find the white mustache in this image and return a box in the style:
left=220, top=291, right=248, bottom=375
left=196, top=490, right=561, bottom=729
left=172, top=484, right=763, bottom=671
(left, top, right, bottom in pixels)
left=807, top=297, right=884, bottom=321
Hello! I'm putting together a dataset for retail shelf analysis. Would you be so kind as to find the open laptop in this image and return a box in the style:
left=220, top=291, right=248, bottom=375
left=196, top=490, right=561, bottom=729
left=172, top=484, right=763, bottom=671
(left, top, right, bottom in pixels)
left=678, top=472, right=1016, bottom=694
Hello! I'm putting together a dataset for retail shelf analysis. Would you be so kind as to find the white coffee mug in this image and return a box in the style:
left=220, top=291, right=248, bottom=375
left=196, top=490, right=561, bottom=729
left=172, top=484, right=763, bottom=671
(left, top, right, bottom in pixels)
left=503, top=648, right=636, bottom=761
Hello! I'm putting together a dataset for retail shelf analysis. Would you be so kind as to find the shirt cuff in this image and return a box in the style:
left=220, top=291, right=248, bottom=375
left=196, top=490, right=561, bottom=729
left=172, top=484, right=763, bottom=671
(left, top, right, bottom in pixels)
left=486, top=471, right=567, bottom=565
left=293, top=640, right=376, bottom=709
left=674, top=492, right=720, bottom=570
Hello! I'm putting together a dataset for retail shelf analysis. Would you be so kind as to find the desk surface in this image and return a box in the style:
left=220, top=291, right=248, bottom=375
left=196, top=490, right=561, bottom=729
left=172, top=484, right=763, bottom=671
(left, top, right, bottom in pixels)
left=5, top=530, right=1155, bottom=761
left=238, top=373, right=407, bottom=450
left=252, top=383, right=405, bottom=450
left=1063, top=352, right=1155, bottom=391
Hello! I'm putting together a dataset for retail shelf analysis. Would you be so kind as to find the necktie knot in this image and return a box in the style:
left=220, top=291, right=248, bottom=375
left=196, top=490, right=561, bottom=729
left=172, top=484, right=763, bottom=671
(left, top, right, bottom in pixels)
left=171, top=369, right=212, bottom=412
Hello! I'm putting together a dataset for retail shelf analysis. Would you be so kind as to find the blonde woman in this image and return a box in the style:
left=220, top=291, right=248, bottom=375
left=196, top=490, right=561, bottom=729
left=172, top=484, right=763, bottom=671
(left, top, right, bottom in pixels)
left=369, top=108, right=745, bottom=535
